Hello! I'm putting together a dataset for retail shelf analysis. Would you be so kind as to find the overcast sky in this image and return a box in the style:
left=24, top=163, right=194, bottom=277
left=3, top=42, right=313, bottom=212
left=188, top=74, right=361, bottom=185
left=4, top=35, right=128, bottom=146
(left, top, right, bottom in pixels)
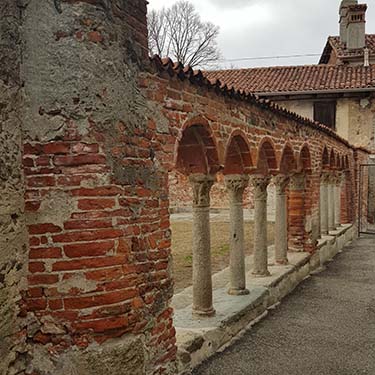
left=148, top=0, right=375, bottom=69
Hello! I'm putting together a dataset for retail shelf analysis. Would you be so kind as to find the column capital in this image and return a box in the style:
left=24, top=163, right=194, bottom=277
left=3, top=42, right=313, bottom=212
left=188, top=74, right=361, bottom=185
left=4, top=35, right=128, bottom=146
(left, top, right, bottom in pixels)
left=321, top=171, right=331, bottom=184
left=225, top=174, right=249, bottom=202
left=189, top=174, right=215, bottom=208
left=250, top=175, right=271, bottom=200
left=335, top=172, right=345, bottom=184
left=289, top=173, right=305, bottom=191
left=272, top=175, right=290, bottom=194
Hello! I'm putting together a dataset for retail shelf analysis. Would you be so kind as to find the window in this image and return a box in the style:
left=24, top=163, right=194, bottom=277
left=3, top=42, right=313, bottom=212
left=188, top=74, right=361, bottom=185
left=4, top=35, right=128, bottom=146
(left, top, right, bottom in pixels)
left=313, top=101, right=336, bottom=129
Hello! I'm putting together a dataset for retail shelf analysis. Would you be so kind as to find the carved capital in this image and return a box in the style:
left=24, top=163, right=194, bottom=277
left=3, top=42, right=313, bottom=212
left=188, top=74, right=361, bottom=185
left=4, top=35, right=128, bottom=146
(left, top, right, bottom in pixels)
left=321, top=172, right=331, bottom=185
left=189, top=174, right=215, bottom=208
left=335, top=172, right=344, bottom=185
left=250, top=175, right=271, bottom=201
left=289, top=173, right=305, bottom=191
left=225, top=175, right=249, bottom=203
left=272, top=175, right=290, bottom=194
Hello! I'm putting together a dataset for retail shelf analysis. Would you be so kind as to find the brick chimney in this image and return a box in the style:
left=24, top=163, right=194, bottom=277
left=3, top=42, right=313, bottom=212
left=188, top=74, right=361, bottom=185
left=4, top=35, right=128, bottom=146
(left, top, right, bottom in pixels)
left=346, top=4, right=367, bottom=50
left=340, top=0, right=358, bottom=44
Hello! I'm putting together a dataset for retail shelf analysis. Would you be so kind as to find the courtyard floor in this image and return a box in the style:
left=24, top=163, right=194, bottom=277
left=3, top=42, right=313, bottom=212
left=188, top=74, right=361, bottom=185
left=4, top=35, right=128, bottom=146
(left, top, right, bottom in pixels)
left=171, top=213, right=275, bottom=292
left=192, top=235, right=375, bottom=375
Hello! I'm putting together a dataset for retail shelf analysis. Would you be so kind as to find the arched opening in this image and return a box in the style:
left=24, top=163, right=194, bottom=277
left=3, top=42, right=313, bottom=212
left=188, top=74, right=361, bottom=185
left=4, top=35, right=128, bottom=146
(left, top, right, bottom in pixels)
left=256, top=138, right=278, bottom=175
left=322, top=146, right=330, bottom=170
left=223, top=133, right=253, bottom=175
left=336, top=153, right=342, bottom=170
left=170, top=122, right=221, bottom=295
left=299, top=144, right=312, bottom=173
left=175, top=124, right=220, bottom=175
left=279, top=144, right=297, bottom=175
left=329, top=149, right=336, bottom=170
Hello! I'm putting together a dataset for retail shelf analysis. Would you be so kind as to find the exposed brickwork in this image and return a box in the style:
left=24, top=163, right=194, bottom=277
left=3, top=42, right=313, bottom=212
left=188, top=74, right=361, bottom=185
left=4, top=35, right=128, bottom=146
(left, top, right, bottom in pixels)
left=0, top=1, right=371, bottom=374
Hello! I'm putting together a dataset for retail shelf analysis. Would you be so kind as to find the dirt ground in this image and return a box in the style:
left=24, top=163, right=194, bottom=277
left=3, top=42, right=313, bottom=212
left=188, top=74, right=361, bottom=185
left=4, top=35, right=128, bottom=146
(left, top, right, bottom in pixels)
left=171, top=221, right=275, bottom=293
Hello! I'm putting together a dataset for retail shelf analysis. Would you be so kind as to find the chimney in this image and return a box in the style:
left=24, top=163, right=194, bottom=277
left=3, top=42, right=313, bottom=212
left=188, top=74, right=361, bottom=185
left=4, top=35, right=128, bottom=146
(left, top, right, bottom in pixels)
left=364, top=47, right=370, bottom=66
left=346, top=3, right=367, bottom=50
left=340, top=0, right=358, bottom=44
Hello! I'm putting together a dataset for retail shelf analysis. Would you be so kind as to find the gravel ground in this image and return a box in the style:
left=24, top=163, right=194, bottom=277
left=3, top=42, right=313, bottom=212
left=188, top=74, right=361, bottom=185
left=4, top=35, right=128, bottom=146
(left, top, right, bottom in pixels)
left=193, top=236, right=375, bottom=375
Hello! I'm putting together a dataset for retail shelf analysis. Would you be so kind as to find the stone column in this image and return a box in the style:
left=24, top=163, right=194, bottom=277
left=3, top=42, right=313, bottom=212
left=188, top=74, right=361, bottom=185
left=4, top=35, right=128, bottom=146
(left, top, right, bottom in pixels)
left=189, top=174, right=215, bottom=317
left=251, top=175, right=271, bottom=277
left=328, top=174, right=336, bottom=232
left=273, top=175, right=290, bottom=264
left=225, top=175, right=250, bottom=295
left=335, top=173, right=342, bottom=228
left=288, top=173, right=306, bottom=252
left=320, top=173, right=329, bottom=235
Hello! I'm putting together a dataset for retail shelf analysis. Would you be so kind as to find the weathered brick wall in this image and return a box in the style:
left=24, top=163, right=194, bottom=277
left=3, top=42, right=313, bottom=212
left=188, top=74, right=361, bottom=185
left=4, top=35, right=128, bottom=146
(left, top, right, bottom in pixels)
left=19, top=1, right=175, bottom=374
left=142, top=60, right=368, bottom=256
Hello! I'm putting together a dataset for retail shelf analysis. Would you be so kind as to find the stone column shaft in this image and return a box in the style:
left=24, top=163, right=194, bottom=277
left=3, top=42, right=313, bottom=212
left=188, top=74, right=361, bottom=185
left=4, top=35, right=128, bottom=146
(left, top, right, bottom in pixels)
left=335, top=174, right=342, bottom=228
left=273, top=175, right=289, bottom=264
left=320, top=173, right=329, bottom=235
left=190, top=174, right=215, bottom=316
left=225, top=175, right=249, bottom=295
left=251, top=176, right=271, bottom=277
left=328, top=175, right=335, bottom=231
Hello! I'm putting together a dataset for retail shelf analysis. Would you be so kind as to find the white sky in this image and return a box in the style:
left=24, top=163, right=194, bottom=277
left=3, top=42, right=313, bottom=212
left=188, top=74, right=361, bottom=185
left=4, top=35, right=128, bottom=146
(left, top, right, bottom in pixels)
left=147, top=0, right=375, bottom=69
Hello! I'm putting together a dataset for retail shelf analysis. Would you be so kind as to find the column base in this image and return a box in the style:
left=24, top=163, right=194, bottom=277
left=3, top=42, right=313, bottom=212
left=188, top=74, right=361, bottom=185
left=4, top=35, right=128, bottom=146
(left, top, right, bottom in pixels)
left=228, top=288, right=250, bottom=296
left=252, top=270, right=271, bottom=278
left=192, top=306, right=216, bottom=317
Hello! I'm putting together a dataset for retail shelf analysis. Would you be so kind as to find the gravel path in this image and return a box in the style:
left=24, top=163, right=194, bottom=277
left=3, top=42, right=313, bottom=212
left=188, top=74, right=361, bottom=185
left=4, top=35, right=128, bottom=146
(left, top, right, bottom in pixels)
left=193, top=236, right=375, bottom=375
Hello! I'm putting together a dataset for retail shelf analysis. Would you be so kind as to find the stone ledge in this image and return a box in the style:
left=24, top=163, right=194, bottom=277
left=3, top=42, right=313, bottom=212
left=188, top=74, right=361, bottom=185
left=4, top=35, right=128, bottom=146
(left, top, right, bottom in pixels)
left=173, top=224, right=356, bottom=374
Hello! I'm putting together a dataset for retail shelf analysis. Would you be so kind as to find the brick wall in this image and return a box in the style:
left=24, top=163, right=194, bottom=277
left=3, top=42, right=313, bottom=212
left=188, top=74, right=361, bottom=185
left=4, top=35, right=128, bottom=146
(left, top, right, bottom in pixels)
left=142, top=59, right=369, bottom=256
left=19, top=1, right=176, bottom=374
left=0, top=1, right=370, bottom=374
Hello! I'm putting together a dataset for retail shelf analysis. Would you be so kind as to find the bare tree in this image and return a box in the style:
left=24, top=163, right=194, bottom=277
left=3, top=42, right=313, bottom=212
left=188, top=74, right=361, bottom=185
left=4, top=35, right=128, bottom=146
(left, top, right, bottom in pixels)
left=148, top=1, right=221, bottom=69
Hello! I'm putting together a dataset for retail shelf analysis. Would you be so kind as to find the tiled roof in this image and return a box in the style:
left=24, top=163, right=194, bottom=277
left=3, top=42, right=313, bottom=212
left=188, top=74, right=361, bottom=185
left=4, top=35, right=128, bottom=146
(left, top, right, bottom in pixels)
left=149, top=55, right=369, bottom=152
left=204, top=64, right=375, bottom=94
left=319, top=34, right=375, bottom=64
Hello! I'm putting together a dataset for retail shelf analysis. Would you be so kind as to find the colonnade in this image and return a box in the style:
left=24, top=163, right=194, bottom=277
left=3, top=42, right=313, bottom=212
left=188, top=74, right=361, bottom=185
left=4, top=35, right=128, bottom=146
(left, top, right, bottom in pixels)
left=188, top=172, right=308, bottom=317
left=319, top=172, right=344, bottom=236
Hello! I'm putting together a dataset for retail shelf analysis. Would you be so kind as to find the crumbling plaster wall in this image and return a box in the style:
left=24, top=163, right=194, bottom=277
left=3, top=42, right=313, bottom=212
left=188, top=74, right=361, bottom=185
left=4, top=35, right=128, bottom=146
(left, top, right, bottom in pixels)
left=0, top=1, right=29, bottom=373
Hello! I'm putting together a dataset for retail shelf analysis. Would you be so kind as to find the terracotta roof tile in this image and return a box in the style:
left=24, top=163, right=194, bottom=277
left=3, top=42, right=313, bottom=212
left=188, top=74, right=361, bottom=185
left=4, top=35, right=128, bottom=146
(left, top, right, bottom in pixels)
left=204, top=64, right=375, bottom=94
left=149, top=55, right=369, bottom=152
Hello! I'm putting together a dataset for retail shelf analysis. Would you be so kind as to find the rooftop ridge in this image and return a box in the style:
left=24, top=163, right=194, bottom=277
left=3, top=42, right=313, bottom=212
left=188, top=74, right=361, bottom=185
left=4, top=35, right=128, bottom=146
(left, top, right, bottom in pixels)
left=149, top=54, right=370, bottom=154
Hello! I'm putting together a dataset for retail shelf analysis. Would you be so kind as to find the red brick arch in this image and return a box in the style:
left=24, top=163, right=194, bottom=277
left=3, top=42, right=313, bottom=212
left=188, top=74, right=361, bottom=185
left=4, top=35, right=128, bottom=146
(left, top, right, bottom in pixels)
left=298, top=144, right=312, bottom=172
left=175, top=118, right=220, bottom=175
left=330, top=148, right=336, bottom=169
left=223, top=130, right=253, bottom=175
left=256, top=137, right=278, bottom=175
left=322, top=146, right=330, bottom=170
left=279, top=143, right=297, bottom=175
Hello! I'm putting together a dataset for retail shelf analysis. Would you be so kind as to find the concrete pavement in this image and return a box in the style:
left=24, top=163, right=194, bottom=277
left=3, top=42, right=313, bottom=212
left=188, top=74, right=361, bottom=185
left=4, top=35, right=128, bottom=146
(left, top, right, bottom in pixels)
left=193, top=236, right=375, bottom=375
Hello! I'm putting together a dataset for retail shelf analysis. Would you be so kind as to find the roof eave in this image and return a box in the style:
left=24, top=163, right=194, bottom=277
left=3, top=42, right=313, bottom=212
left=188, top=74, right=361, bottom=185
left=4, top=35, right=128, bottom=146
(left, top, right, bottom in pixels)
left=255, top=87, right=375, bottom=97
